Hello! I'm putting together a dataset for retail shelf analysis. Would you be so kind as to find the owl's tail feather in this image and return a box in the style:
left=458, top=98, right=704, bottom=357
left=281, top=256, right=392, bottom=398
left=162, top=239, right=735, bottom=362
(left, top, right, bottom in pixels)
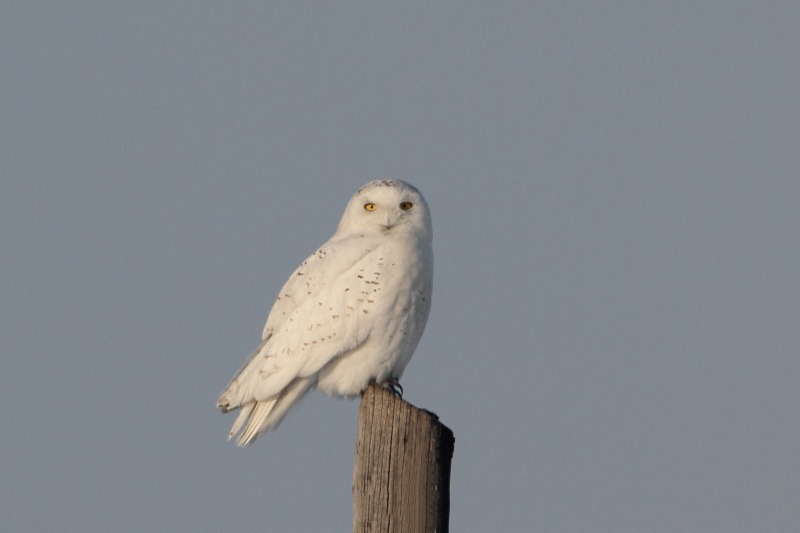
left=230, top=376, right=316, bottom=446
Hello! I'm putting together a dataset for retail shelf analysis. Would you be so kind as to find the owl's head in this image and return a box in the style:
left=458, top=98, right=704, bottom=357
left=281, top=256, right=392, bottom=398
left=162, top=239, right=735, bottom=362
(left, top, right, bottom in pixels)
left=336, top=180, right=432, bottom=241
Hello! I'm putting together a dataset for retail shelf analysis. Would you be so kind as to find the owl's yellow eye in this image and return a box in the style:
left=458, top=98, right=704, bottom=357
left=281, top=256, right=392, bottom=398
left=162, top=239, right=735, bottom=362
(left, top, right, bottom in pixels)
left=399, top=201, right=413, bottom=210
left=364, top=203, right=377, bottom=211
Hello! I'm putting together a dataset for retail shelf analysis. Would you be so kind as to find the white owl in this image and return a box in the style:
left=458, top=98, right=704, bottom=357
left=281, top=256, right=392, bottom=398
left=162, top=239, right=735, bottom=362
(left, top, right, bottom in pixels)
left=217, top=180, right=433, bottom=445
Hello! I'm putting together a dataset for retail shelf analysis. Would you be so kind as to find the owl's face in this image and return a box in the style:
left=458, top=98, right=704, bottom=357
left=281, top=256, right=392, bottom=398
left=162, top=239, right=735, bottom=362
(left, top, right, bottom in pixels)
left=337, top=180, right=432, bottom=241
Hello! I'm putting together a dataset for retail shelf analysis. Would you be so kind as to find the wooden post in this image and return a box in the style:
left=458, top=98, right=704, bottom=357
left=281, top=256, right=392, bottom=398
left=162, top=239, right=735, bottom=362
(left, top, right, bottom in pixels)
left=353, top=383, right=455, bottom=533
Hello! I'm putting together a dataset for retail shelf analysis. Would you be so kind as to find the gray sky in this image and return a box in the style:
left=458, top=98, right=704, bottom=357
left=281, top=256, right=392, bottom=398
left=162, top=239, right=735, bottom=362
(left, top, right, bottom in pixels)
left=3, top=2, right=799, bottom=532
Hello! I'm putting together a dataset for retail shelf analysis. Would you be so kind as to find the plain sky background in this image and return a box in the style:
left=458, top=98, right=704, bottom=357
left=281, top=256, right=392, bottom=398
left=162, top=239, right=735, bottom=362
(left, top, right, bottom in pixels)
left=2, top=2, right=799, bottom=532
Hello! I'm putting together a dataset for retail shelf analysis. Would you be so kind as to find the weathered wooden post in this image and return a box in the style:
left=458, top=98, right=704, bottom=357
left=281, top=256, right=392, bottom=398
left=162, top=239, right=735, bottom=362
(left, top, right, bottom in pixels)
left=352, top=383, right=455, bottom=533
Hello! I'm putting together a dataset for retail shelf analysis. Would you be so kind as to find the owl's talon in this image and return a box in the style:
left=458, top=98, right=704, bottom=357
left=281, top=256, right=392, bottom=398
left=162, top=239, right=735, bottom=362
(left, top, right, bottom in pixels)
left=385, top=378, right=403, bottom=398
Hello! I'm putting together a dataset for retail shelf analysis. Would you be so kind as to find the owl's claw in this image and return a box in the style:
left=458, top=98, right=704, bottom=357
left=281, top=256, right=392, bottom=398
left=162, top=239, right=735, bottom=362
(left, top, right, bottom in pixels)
left=385, top=378, right=403, bottom=398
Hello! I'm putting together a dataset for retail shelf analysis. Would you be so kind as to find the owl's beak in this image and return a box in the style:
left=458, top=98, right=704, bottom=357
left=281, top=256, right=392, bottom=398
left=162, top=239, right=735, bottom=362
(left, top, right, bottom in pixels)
left=378, top=213, right=398, bottom=231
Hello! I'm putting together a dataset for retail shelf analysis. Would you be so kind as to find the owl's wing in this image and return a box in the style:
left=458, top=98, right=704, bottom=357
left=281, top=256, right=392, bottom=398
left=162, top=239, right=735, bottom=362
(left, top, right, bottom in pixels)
left=218, top=234, right=383, bottom=410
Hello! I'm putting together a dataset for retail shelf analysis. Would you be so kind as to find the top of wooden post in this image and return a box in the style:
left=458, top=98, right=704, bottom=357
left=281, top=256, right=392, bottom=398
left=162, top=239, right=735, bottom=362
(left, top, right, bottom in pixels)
left=353, top=383, right=454, bottom=533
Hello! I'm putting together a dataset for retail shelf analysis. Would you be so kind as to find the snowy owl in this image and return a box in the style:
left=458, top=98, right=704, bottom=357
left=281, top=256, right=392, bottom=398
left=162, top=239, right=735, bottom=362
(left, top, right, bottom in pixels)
left=217, top=180, right=433, bottom=445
